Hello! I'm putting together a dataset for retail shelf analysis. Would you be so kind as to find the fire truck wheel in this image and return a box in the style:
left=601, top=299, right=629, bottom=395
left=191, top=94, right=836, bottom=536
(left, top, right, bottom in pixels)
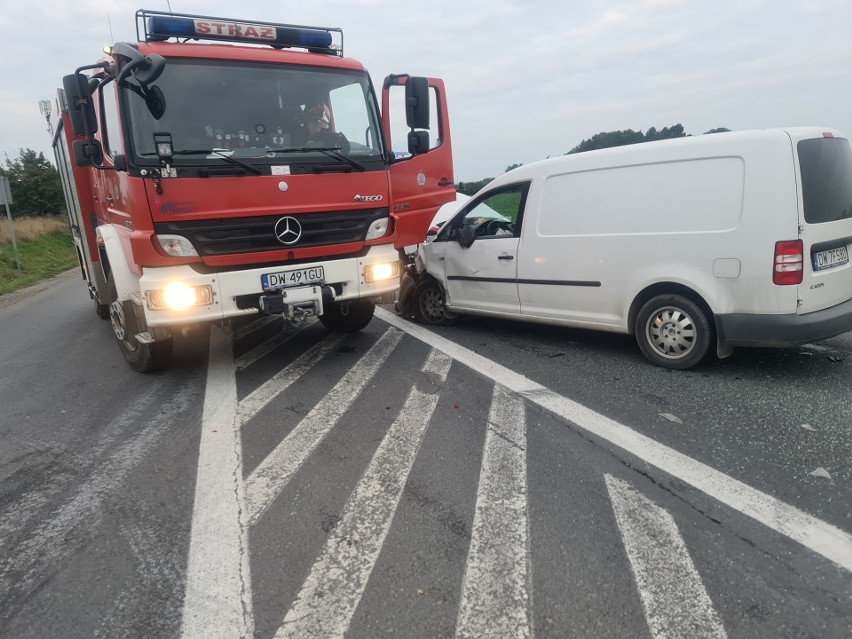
left=106, top=272, right=173, bottom=372
left=319, top=299, right=375, bottom=332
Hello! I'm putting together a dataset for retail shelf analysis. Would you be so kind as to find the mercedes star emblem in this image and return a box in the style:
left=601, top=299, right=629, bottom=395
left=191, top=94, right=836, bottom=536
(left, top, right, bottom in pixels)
left=273, top=216, right=302, bottom=245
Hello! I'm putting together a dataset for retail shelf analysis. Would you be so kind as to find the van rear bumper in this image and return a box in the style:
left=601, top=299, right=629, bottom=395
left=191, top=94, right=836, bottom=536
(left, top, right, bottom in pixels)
left=715, top=297, right=852, bottom=348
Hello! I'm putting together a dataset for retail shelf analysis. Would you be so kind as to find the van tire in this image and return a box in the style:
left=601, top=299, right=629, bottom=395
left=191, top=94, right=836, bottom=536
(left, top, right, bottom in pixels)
left=106, top=272, right=173, bottom=372
left=635, top=294, right=713, bottom=369
left=319, top=299, right=375, bottom=332
left=413, top=278, right=458, bottom=325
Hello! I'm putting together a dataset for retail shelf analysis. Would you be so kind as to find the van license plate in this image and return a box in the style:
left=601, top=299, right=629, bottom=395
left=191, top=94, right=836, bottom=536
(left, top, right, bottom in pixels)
left=262, top=266, right=325, bottom=289
left=813, top=246, right=849, bottom=271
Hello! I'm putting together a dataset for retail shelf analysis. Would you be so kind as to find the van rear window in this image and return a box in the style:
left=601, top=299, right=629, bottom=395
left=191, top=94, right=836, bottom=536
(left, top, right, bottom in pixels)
left=798, top=138, right=852, bottom=224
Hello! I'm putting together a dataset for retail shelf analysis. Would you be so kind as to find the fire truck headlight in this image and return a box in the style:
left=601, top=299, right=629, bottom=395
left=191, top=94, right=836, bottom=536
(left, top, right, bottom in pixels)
left=363, top=261, right=399, bottom=283
left=146, top=284, right=213, bottom=311
left=365, top=216, right=389, bottom=241
left=157, top=235, right=199, bottom=257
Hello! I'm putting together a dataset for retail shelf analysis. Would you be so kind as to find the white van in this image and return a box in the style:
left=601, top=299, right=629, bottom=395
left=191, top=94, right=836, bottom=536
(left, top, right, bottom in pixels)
left=412, top=127, right=852, bottom=369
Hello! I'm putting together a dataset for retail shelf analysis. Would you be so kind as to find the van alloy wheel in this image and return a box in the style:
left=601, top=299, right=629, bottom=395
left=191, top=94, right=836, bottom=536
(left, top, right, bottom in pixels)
left=635, top=294, right=713, bottom=369
left=413, top=278, right=457, bottom=325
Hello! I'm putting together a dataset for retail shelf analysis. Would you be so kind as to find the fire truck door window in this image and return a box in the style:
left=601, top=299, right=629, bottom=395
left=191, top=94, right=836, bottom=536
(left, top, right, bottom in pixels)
left=387, top=83, right=440, bottom=159
left=100, top=81, right=124, bottom=157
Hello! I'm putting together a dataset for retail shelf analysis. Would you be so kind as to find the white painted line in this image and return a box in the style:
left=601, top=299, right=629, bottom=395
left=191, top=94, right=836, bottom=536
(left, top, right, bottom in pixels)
left=275, top=349, right=452, bottom=639
left=234, top=318, right=319, bottom=371
left=0, top=384, right=162, bottom=547
left=180, top=325, right=253, bottom=639
left=606, top=475, right=728, bottom=639
left=376, top=307, right=852, bottom=572
left=232, top=314, right=280, bottom=341
left=455, top=384, right=531, bottom=639
left=0, top=384, right=194, bottom=607
left=237, top=334, right=346, bottom=425
left=245, top=328, right=404, bottom=525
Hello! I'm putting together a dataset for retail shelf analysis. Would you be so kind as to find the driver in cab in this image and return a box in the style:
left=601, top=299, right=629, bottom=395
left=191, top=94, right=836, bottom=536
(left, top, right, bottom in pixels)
left=299, top=102, right=349, bottom=152
left=302, top=103, right=332, bottom=144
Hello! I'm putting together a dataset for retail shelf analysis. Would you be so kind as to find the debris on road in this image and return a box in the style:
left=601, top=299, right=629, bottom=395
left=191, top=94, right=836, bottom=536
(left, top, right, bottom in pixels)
left=808, top=468, right=832, bottom=481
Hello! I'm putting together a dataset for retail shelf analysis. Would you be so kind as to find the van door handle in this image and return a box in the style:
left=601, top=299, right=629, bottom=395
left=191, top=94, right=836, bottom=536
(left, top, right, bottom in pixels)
left=438, top=178, right=454, bottom=186
left=498, top=254, right=514, bottom=260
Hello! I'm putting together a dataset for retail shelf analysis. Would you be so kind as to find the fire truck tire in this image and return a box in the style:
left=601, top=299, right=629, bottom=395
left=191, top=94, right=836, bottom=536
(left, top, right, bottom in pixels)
left=106, top=272, right=173, bottom=372
left=319, top=299, right=375, bottom=332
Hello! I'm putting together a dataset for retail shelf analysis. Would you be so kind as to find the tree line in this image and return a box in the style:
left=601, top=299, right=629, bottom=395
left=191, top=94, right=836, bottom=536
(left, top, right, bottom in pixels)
left=458, top=124, right=730, bottom=195
left=0, top=149, right=64, bottom=217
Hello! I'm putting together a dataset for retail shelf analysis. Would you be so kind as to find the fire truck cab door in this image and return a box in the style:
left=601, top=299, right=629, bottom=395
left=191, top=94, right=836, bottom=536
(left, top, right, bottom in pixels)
left=383, top=76, right=455, bottom=249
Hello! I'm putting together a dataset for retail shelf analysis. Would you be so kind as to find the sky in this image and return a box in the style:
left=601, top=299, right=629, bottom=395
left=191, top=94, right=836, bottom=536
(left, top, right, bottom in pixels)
left=1, top=0, right=850, bottom=182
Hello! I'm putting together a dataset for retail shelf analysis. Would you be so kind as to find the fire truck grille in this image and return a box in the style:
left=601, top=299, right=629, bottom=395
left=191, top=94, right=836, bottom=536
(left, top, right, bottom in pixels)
left=154, top=208, right=388, bottom=256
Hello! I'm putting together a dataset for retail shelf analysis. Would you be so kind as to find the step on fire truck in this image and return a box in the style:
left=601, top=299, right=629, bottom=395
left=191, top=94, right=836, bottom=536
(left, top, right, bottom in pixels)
left=53, top=9, right=454, bottom=371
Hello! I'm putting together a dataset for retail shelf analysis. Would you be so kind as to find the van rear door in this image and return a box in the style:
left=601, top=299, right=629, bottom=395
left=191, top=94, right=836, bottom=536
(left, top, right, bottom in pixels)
left=792, top=130, right=852, bottom=315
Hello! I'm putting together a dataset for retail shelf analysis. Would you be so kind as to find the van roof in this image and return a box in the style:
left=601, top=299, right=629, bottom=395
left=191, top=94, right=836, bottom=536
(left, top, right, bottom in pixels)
left=496, top=126, right=846, bottom=188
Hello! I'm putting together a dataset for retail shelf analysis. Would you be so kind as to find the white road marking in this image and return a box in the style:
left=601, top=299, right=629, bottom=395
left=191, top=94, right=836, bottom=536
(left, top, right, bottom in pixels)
left=180, top=325, right=253, bottom=639
left=275, top=349, right=452, bottom=639
left=455, top=384, right=531, bottom=639
left=0, top=384, right=163, bottom=547
left=244, top=328, right=404, bottom=525
left=606, top=475, right=728, bottom=639
left=234, top=318, right=319, bottom=371
left=0, top=384, right=194, bottom=607
left=232, top=315, right=280, bottom=341
left=237, top=335, right=345, bottom=424
left=376, top=307, right=852, bottom=572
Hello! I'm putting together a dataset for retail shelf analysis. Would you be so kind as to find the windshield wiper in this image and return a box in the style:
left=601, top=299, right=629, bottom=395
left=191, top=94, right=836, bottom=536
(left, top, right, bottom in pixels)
left=266, top=147, right=365, bottom=172
left=171, top=149, right=262, bottom=175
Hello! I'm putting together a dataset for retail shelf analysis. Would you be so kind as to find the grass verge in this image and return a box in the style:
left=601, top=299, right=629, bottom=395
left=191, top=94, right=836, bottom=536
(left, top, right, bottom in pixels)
left=0, top=230, right=78, bottom=296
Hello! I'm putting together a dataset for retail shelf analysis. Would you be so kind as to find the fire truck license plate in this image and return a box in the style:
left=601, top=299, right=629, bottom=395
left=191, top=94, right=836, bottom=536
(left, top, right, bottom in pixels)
left=261, top=266, right=325, bottom=289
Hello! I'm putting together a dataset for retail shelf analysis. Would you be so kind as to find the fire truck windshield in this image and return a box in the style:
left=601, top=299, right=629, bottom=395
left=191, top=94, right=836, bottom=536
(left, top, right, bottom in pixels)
left=123, top=59, right=384, bottom=164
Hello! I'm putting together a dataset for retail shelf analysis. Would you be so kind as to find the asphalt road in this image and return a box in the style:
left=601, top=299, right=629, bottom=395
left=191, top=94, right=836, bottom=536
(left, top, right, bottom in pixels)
left=0, top=273, right=849, bottom=638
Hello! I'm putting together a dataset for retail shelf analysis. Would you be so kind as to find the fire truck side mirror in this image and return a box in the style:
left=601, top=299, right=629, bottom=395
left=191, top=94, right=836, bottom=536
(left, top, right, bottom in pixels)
left=133, top=53, right=166, bottom=85
left=72, top=139, right=104, bottom=167
left=407, top=130, right=429, bottom=156
left=62, top=74, right=99, bottom=138
left=405, top=77, right=430, bottom=131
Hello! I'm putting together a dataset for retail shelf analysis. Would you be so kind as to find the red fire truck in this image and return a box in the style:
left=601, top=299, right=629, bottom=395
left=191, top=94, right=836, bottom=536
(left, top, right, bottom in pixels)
left=53, top=9, right=454, bottom=371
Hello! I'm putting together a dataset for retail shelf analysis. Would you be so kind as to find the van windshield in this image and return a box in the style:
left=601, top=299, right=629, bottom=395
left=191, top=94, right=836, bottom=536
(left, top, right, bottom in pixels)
left=122, top=59, right=384, bottom=164
left=798, top=137, right=852, bottom=224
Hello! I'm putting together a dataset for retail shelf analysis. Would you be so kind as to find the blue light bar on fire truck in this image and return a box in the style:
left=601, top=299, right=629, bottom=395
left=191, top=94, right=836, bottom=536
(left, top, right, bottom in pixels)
left=136, top=9, right=343, bottom=56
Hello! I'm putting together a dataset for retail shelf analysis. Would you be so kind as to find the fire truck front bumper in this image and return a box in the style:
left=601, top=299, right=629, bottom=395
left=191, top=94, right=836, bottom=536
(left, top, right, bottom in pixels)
left=139, top=246, right=401, bottom=328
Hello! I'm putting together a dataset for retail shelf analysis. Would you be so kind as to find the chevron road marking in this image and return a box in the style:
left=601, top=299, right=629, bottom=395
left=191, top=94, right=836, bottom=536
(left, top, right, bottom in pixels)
left=455, top=384, right=532, bottom=639
left=275, top=349, right=453, bottom=639
left=606, top=474, right=727, bottom=639
left=244, top=329, right=404, bottom=525
left=376, top=307, right=852, bottom=573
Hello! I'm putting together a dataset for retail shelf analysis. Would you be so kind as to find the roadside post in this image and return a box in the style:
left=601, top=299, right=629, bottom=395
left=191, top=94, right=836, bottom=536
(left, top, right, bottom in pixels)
left=0, top=176, right=22, bottom=277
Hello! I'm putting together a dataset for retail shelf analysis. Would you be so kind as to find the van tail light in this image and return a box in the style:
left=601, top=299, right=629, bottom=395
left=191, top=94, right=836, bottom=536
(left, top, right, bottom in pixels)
left=773, top=240, right=803, bottom=285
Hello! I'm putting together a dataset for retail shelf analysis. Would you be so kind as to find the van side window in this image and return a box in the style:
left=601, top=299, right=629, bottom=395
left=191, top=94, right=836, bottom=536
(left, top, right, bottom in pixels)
left=451, top=183, right=529, bottom=240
